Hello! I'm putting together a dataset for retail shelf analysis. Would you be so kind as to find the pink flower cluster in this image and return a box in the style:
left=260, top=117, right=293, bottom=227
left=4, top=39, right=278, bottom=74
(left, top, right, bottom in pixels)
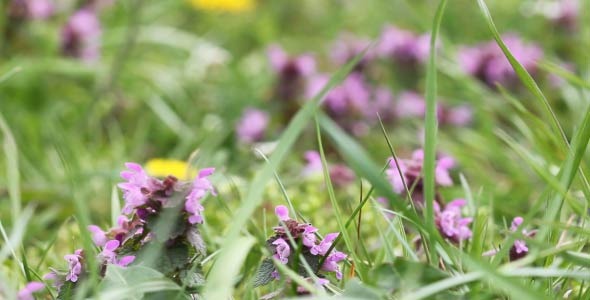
left=33, top=162, right=216, bottom=295
left=384, top=149, right=473, bottom=243
left=302, top=151, right=355, bottom=187
left=269, top=205, right=347, bottom=283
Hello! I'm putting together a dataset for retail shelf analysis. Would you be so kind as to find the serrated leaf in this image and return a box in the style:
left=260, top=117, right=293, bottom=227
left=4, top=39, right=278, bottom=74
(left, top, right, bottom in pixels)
left=146, top=208, right=188, bottom=242
left=56, top=280, right=77, bottom=300
left=179, top=268, right=206, bottom=289
left=186, top=226, right=206, bottom=256
left=253, top=258, right=276, bottom=287
left=140, top=243, right=190, bottom=275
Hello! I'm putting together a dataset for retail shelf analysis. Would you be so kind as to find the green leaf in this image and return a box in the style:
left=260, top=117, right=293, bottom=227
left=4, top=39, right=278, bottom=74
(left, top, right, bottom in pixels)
left=186, top=226, right=206, bottom=257
left=144, top=244, right=190, bottom=275
left=253, top=258, right=275, bottom=287
left=342, top=279, right=384, bottom=299
left=179, top=268, right=206, bottom=289
left=56, top=280, right=77, bottom=300
left=98, top=265, right=181, bottom=299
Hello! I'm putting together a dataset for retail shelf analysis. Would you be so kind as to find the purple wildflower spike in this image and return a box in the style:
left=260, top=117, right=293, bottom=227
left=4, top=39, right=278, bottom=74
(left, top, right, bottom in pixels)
left=185, top=168, right=216, bottom=224
left=64, top=249, right=83, bottom=282
left=60, top=8, right=102, bottom=62
left=236, top=108, right=269, bottom=144
left=509, top=216, right=531, bottom=261
left=17, top=282, right=44, bottom=300
left=435, top=199, right=473, bottom=243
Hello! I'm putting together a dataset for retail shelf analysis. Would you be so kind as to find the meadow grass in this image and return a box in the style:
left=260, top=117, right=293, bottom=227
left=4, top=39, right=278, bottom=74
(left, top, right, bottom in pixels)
left=1, top=0, right=590, bottom=299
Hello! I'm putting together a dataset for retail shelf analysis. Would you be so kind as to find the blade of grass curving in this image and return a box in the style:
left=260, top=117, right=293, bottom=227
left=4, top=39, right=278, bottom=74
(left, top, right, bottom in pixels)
left=314, top=117, right=365, bottom=280
left=539, top=62, right=590, bottom=90
left=476, top=0, right=590, bottom=202
left=423, top=0, right=448, bottom=265
left=536, top=103, right=590, bottom=243
left=202, top=46, right=368, bottom=300
left=111, top=186, right=121, bottom=228
left=0, top=205, right=33, bottom=274
left=0, top=111, right=21, bottom=222
left=201, top=236, right=256, bottom=299
left=0, top=66, right=21, bottom=84
left=253, top=148, right=297, bottom=221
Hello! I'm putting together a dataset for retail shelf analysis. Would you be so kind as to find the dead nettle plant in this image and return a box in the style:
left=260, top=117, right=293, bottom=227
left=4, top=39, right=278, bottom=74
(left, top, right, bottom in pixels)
left=21, top=162, right=216, bottom=299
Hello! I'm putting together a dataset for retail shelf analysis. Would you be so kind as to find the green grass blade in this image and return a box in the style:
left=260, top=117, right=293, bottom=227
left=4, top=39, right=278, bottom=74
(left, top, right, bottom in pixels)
left=423, top=0, right=448, bottom=265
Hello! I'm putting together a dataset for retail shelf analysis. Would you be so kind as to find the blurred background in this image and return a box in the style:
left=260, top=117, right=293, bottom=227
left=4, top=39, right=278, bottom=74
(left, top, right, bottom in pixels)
left=0, top=0, right=588, bottom=265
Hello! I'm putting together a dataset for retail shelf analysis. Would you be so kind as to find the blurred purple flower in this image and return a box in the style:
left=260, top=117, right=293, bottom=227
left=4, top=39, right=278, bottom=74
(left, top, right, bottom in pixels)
left=17, top=282, right=44, bottom=300
left=509, top=216, right=531, bottom=261
left=185, top=168, right=216, bottom=224
left=236, top=108, right=269, bottom=144
left=396, top=91, right=426, bottom=119
left=330, top=33, right=375, bottom=71
left=435, top=199, right=472, bottom=243
left=64, top=249, right=83, bottom=282
left=545, top=0, right=579, bottom=31
left=377, top=25, right=433, bottom=67
left=61, top=8, right=101, bottom=62
left=308, top=73, right=373, bottom=136
left=8, top=0, right=53, bottom=20
left=458, top=34, right=543, bottom=87
left=268, top=44, right=316, bottom=103
left=88, top=225, right=107, bottom=247
left=302, top=151, right=323, bottom=177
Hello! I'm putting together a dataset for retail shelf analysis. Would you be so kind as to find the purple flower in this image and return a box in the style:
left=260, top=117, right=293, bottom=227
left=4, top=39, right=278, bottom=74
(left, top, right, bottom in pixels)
left=509, top=216, right=530, bottom=261
left=272, top=238, right=291, bottom=264
left=321, top=251, right=347, bottom=280
left=275, top=205, right=290, bottom=221
left=371, top=87, right=396, bottom=123
left=386, top=149, right=455, bottom=195
left=99, top=240, right=135, bottom=267
left=88, top=225, right=107, bottom=247
left=268, top=44, right=316, bottom=103
left=43, top=269, right=64, bottom=289
left=64, top=249, right=83, bottom=282
left=458, top=34, right=543, bottom=87
left=185, top=168, right=216, bottom=224
left=543, top=0, right=579, bottom=31
left=302, top=151, right=323, bottom=177
left=395, top=91, right=426, bottom=119
left=308, top=73, right=373, bottom=136
left=8, top=0, right=53, bottom=20
left=441, top=105, right=473, bottom=126
left=330, top=33, right=375, bottom=71
left=118, top=163, right=162, bottom=214
left=17, top=282, right=44, bottom=300
left=236, top=108, right=269, bottom=144
left=435, top=199, right=472, bottom=243
left=302, top=225, right=318, bottom=248
left=61, top=8, right=101, bottom=62
left=377, top=25, right=433, bottom=67
left=310, top=232, right=339, bottom=256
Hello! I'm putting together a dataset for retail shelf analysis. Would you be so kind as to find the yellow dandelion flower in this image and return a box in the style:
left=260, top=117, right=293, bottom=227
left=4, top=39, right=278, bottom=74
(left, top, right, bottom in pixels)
left=145, top=159, right=196, bottom=180
left=189, top=0, right=254, bottom=12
